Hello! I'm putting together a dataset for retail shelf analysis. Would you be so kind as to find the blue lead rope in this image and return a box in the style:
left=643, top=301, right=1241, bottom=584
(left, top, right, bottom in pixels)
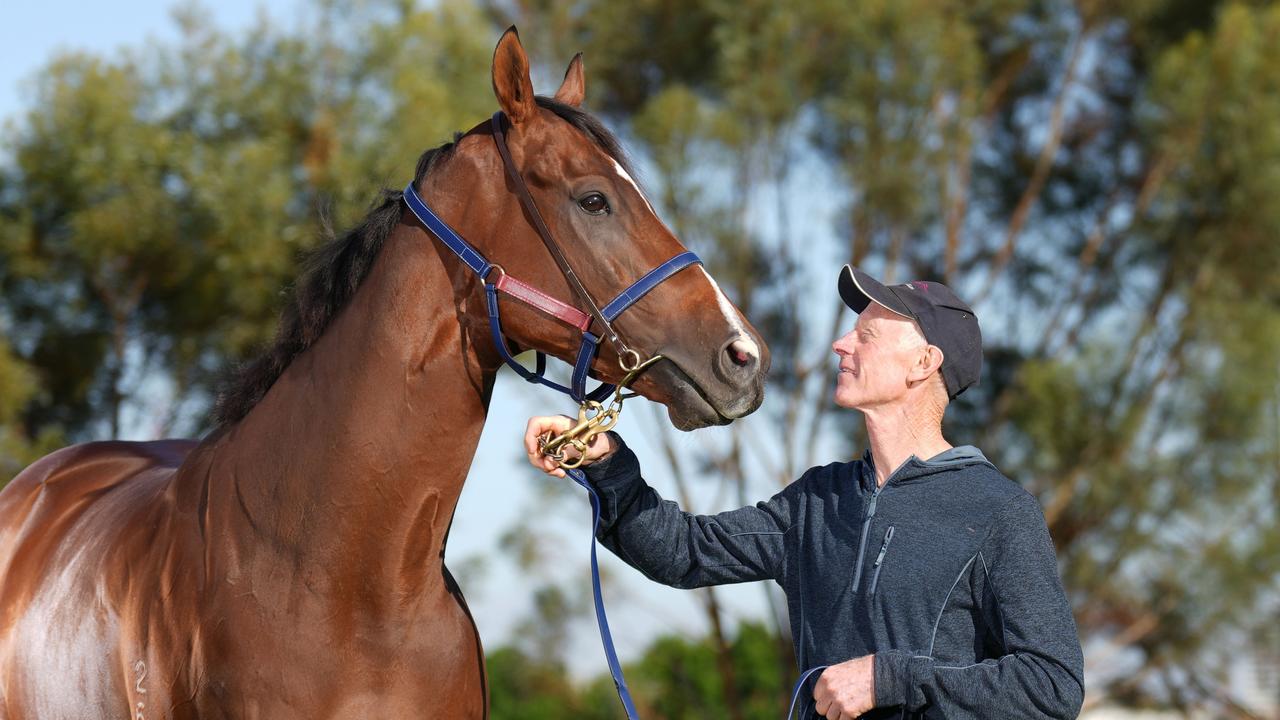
left=567, top=463, right=828, bottom=720
left=565, top=466, right=642, bottom=719
left=786, top=665, right=829, bottom=720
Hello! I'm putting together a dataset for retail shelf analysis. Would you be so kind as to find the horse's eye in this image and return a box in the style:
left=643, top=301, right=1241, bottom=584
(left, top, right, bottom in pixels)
left=578, top=192, right=609, bottom=215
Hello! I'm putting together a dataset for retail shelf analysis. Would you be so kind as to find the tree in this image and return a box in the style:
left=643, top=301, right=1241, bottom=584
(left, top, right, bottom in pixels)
left=489, top=0, right=1280, bottom=714
left=0, top=333, right=60, bottom=479
left=485, top=619, right=787, bottom=720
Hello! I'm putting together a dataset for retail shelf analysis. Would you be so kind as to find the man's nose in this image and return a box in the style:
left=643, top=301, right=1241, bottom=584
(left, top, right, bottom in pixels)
left=832, top=333, right=854, bottom=355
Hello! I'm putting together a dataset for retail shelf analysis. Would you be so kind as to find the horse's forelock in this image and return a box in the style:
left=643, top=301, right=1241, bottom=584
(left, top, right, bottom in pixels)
left=535, top=96, right=639, bottom=185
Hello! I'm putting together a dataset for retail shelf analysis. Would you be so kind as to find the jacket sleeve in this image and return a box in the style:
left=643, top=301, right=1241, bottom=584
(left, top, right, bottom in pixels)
left=581, top=435, right=799, bottom=589
left=872, top=491, right=1085, bottom=720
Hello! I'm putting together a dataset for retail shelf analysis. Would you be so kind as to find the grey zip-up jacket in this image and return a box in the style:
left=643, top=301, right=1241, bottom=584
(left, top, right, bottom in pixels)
left=582, top=437, right=1084, bottom=719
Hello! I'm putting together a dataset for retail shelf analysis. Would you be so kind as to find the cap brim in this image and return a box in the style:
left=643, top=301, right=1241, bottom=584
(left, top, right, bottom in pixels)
left=838, top=265, right=912, bottom=318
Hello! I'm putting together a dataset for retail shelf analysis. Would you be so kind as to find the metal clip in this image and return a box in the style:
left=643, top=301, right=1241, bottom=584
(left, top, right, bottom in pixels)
left=539, top=354, right=665, bottom=469
left=539, top=400, right=619, bottom=469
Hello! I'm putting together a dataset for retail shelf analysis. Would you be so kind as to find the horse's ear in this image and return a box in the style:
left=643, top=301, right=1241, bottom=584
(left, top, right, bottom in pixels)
left=492, top=26, right=537, bottom=125
left=554, top=53, right=585, bottom=107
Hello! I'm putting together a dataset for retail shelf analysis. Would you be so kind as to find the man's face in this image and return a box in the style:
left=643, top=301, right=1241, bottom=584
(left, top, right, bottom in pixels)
left=831, top=303, right=929, bottom=410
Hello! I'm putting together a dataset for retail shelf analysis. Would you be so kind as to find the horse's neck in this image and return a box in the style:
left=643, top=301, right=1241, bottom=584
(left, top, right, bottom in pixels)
left=196, top=220, right=498, bottom=602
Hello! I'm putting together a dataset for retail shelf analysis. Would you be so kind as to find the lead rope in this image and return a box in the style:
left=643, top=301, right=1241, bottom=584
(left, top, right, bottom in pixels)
left=538, top=357, right=663, bottom=720
left=786, top=666, right=829, bottom=720
left=540, top=358, right=832, bottom=720
left=565, top=465, right=642, bottom=719
left=566, top=461, right=831, bottom=720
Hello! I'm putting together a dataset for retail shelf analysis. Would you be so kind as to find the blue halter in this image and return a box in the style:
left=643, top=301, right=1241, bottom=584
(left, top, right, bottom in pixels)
left=402, top=182, right=700, bottom=403
left=404, top=111, right=712, bottom=720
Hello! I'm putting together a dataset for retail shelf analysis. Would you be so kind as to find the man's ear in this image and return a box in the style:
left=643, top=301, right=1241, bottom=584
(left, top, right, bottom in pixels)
left=909, top=345, right=945, bottom=383
left=492, top=26, right=537, bottom=124
left=554, top=53, right=585, bottom=107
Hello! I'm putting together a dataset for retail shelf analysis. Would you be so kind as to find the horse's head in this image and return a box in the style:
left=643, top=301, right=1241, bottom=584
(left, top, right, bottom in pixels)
left=426, top=28, right=768, bottom=430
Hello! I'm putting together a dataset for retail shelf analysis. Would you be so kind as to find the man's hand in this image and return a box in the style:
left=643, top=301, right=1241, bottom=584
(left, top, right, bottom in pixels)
left=523, top=416, right=619, bottom=478
left=813, top=655, right=875, bottom=720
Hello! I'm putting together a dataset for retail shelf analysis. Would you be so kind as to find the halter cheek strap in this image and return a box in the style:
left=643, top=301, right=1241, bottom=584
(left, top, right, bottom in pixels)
left=489, top=112, right=630, bottom=359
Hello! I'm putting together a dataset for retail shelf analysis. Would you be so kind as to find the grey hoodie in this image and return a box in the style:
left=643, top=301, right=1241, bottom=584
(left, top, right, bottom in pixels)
left=583, top=438, right=1084, bottom=719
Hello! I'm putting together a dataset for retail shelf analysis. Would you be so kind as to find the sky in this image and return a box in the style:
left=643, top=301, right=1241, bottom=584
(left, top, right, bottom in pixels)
left=0, top=0, right=790, bottom=680
left=0, top=1, right=279, bottom=121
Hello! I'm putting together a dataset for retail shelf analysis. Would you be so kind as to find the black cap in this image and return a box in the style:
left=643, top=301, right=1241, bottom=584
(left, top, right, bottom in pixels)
left=837, top=265, right=982, bottom=399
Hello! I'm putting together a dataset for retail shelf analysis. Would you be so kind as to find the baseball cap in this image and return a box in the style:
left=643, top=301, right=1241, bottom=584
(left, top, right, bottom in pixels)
left=837, top=265, right=982, bottom=399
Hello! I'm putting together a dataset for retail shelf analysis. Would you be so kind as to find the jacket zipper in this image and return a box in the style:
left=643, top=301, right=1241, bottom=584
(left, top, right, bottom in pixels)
left=869, top=525, right=896, bottom=595
left=851, top=482, right=884, bottom=593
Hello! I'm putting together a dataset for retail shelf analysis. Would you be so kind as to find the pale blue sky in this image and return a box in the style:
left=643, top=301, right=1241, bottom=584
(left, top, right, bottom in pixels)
left=0, top=1, right=292, bottom=121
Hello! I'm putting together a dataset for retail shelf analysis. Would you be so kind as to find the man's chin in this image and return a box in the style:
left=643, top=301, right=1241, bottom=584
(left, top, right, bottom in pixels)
left=833, top=389, right=868, bottom=412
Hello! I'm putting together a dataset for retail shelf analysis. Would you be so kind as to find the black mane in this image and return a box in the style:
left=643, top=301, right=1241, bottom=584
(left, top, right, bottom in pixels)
left=211, top=97, right=632, bottom=428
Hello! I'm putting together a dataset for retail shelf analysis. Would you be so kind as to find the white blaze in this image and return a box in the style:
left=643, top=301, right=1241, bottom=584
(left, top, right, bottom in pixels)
left=611, top=160, right=758, bottom=360
left=612, top=160, right=657, bottom=216
left=698, top=267, right=760, bottom=359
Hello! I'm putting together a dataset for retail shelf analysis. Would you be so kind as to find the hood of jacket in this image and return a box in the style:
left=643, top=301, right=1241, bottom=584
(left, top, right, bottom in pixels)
left=859, top=445, right=995, bottom=490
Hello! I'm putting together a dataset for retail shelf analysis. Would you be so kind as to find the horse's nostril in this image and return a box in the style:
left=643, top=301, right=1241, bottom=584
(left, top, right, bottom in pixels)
left=714, top=337, right=760, bottom=387
left=727, top=339, right=755, bottom=368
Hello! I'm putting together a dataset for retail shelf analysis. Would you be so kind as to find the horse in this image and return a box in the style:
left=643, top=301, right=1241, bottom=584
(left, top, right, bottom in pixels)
left=0, top=28, right=768, bottom=719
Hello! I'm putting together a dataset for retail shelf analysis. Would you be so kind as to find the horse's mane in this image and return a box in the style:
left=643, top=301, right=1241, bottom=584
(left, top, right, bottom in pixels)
left=211, top=97, right=633, bottom=428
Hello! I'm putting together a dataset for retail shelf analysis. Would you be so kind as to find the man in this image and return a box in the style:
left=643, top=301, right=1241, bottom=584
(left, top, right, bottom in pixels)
left=524, top=267, right=1085, bottom=719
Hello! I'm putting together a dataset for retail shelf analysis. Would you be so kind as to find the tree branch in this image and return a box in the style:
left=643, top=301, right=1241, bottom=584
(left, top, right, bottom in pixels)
left=975, top=31, right=1085, bottom=304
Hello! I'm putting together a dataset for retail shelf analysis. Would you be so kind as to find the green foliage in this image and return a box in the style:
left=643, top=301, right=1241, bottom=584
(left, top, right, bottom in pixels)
left=0, top=335, right=64, bottom=482
left=0, top=341, right=36, bottom=427
left=486, top=645, right=588, bottom=720
left=486, top=620, right=787, bottom=720
left=1144, top=2, right=1280, bottom=284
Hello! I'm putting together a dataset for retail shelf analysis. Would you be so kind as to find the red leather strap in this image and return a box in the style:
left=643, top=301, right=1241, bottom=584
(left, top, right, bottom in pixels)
left=494, top=273, right=592, bottom=331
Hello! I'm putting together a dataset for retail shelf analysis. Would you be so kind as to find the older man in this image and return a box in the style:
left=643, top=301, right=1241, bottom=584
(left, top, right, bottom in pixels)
left=524, top=267, right=1084, bottom=719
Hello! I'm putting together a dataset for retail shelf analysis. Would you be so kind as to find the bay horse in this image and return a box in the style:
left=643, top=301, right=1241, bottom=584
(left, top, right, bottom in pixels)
left=0, top=28, right=768, bottom=719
